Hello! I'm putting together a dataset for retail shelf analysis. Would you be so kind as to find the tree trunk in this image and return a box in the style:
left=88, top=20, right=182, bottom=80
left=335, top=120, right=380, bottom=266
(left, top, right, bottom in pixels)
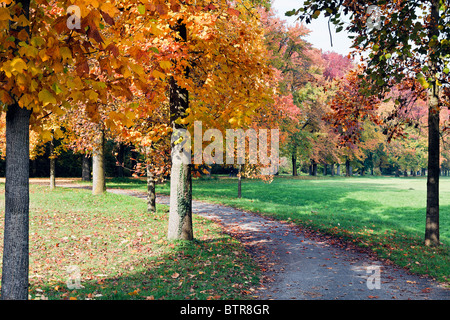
left=92, top=128, right=106, bottom=195
left=167, top=21, right=193, bottom=241
left=237, top=165, right=242, bottom=198
left=2, top=103, right=31, bottom=300
left=424, top=1, right=440, bottom=247
left=49, top=138, right=56, bottom=190
left=323, top=163, right=327, bottom=176
left=82, top=154, right=91, bottom=182
left=147, top=164, right=156, bottom=214
left=116, top=142, right=125, bottom=178
left=167, top=161, right=193, bottom=240
left=2, top=0, right=31, bottom=300
left=292, top=153, right=297, bottom=176
left=345, top=159, right=352, bottom=177
left=311, top=160, right=317, bottom=176
left=337, top=163, right=341, bottom=176
left=330, top=163, right=335, bottom=176
left=425, top=81, right=440, bottom=247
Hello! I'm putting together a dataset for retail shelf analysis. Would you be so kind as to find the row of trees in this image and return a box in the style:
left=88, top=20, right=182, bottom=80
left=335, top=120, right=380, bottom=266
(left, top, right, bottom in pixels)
left=1, top=0, right=449, bottom=300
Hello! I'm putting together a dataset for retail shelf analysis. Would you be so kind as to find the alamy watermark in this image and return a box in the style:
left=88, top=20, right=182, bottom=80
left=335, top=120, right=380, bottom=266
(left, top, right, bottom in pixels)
left=171, top=121, right=285, bottom=176
left=67, top=5, right=81, bottom=30
left=367, top=5, right=383, bottom=31
left=366, top=265, right=381, bottom=290
left=66, top=265, right=84, bottom=290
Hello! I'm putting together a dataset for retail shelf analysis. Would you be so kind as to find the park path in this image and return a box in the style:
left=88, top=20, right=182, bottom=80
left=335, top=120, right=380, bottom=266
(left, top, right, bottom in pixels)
left=105, top=188, right=450, bottom=300
left=24, top=179, right=450, bottom=300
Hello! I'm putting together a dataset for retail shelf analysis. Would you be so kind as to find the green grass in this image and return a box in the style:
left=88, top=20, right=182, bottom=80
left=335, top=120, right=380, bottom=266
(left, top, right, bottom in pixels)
left=109, top=175, right=450, bottom=284
left=0, top=184, right=260, bottom=300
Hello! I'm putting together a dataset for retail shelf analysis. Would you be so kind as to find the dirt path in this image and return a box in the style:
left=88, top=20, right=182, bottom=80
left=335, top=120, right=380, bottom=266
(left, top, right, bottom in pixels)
left=105, top=188, right=450, bottom=300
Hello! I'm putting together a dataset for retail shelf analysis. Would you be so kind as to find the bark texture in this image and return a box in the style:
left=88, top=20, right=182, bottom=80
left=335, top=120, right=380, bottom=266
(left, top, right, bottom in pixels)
left=425, top=82, right=440, bottom=247
left=92, top=129, right=106, bottom=195
left=2, top=103, right=31, bottom=300
left=425, top=0, right=440, bottom=247
left=147, top=164, right=156, bottom=214
left=82, top=154, right=91, bottom=182
left=167, top=21, right=193, bottom=240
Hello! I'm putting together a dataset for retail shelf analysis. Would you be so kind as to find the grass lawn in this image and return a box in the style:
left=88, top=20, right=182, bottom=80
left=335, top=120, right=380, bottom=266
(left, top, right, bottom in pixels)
left=108, top=175, right=450, bottom=284
left=0, top=184, right=260, bottom=300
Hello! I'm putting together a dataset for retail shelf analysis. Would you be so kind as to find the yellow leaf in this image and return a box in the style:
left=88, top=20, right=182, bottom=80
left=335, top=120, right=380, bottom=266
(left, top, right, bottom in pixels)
left=100, top=2, right=119, bottom=18
left=38, top=89, right=56, bottom=106
left=41, top=130, right=53, bottom=142
left=152, top=70, right=166, bottom=80
left=0, top=8, right=10, bottom=21
left=159, top=60, right=172, bottom=70
left=60, top=47, right=72, bottom=61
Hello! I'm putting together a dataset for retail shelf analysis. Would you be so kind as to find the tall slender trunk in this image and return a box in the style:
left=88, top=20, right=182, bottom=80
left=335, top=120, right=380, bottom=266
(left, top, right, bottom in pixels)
left=116, top=142, right=125, bottom=178
left=147, top=164, right=156, bottom=214
left=167, top=21, right=193, bottom=241
left=237, top=165, right=242, bottom=198
left=425, top=81, right=440, bottom=246
left=82, top=154, right=91, bottom=182
left=292, top=153, right=297, bottom=176
left=2, top=103, right=31, bottom=300
left=92, top=128, right=106, bottom=195
left=2, top=0, right=31, bottom=301
left=425, top=0, right=440, bottom=247
left=345, top=159, right=352, bottom=177
left=311, top=160, right=317, bottom=176
left=49, top=138, right=56, bottom=189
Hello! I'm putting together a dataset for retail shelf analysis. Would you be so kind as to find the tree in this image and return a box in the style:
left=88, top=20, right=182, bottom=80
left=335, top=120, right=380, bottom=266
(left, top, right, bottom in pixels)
left=0, top=0, right=152, bottom=299
left=291, top=0, right=450, bottom=246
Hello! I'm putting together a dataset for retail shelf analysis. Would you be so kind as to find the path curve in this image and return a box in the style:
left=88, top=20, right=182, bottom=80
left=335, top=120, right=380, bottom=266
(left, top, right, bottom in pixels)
left=106, top=188, right=450, bottom=300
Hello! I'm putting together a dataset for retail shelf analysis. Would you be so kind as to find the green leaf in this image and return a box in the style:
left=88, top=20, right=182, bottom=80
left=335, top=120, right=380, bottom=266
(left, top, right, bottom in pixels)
left=137, top=4, right=145, bottom=15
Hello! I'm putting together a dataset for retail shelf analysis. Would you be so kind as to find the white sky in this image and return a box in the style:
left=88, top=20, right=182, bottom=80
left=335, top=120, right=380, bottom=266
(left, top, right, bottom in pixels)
left=271, top=0, right=354, bottom=56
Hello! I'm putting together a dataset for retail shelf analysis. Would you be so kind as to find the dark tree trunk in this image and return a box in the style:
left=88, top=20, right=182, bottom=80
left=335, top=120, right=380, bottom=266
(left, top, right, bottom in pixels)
left=323, top=163, right=327, bottom=176
left=345, top=159, right=352, bottom=177
left=336, top=163, right=341, bottom=176
left=310, top=160, right=317, bottom=176
left=330, top=163, right=335, bottom=176
left=2, top=103, right=31, bottom=300
left=425, top=81, right=440, bottom=247
left=292, top=153, right=297, bottom=176
left=147, top=164, right=156, bottom=214
left=82, top=154, right=91, bottom=182
left=2, top=0, right=31, bottom=300
left=116, top=142, right=125, bottom=178
left=167, top=21, right=193, bottom=241
left=425, top=1, right=440, bottom=247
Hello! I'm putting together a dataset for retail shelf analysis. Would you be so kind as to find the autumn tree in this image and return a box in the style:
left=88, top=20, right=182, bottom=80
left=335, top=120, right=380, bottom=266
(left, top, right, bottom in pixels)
left=291, top=0, right=450, bottom=246
left=0, top=0, right=156, bottom=299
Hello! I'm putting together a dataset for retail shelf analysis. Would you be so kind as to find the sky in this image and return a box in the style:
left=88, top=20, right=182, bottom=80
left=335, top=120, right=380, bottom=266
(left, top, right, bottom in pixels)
left=271, top=0, right=354, bottom=56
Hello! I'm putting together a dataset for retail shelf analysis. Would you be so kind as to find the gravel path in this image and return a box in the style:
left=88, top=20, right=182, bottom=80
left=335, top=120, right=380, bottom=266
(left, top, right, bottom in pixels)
left=106, top=188, right=450, bottom=300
